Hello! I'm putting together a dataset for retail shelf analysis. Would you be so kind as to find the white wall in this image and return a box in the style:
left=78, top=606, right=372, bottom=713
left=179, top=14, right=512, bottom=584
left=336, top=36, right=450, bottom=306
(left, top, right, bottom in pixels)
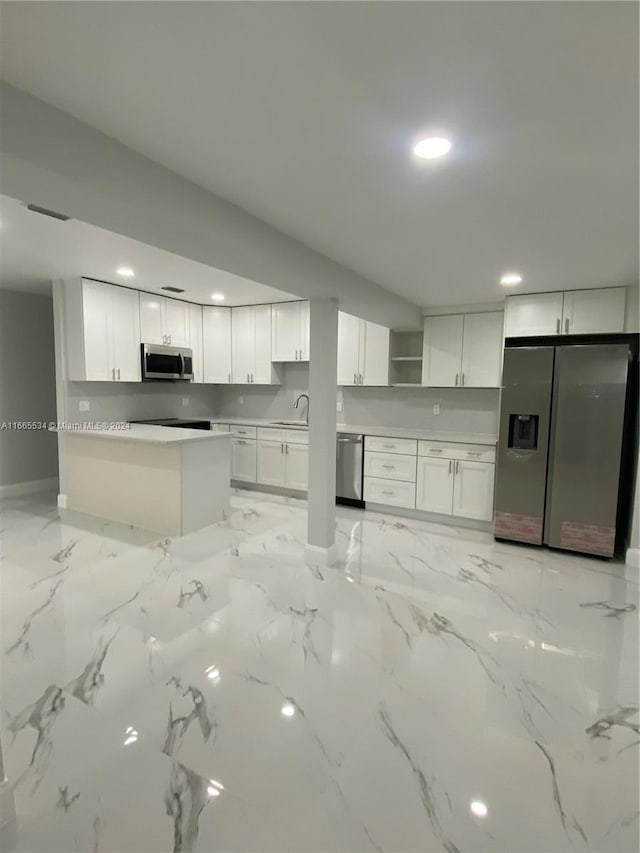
left=214, top=364, right=499, bottom=436
left=0, top=289, right=58, bottom=487
left=0, top=83, right=421, bottom=330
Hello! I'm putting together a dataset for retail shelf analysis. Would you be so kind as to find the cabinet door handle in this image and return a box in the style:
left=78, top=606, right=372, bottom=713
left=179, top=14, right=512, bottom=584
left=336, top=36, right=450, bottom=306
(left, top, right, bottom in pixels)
left=246, top=373, right=249, bottom=383
left=112, top=367, right=115, bottom=380
left=461, top=373, right=465, bottom=386
left=467, top=451, right=480, bottom=457
left=564, top=317, right=569, bottom=334
left=117, top=368, right=120, bottom=380
left=556, top=318, right=560, bottom=334
left=285, top=444, right=289, bottom=454
left=251, top=373, right=254, bottom=383
left=448, top=460, right=452, bottom=474
left=228, top=373, right=231, bottom=383
left=429, top=448, right=443, bottom=453
left=455, top=461, right=460, bottom=474
left=382, top=490, right=393, bottom=496
left=455, top=373, right=459, bottom=386
left=353, top=373, right=357, bottom=385
left=382, top=464, right=395, bottom=470
left=359, top=374, right=364, bottom=385
left=281, top=443, right=284, bottom=454
left=237, top=439, right=247, bottom=446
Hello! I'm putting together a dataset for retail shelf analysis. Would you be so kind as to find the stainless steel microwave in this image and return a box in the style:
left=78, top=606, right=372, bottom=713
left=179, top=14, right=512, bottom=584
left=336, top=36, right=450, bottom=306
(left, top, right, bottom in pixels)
left=141, top=343, right=194, bottom=381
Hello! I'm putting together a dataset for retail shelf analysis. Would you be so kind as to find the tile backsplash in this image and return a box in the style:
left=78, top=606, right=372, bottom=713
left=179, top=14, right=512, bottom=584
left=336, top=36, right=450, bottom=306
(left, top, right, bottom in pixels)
left=64, top=381, right=216, bottom=423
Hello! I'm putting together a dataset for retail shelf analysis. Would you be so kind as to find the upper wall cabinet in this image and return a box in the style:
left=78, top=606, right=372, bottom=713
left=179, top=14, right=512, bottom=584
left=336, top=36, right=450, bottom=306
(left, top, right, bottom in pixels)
left=65, top=279, right=141, bottom=382
left=504, top=287, right=626, bottom=337
left=203, top=305, right=232, bottom=384
left=140, top=293, right=190, bottom=347
left=422, top=312, right=504, bottom=388
left=231, top=305, right=279, bottom=384
left=337, top=312, right=390, bottom=386
left=272, top=301, right=310, bottom=362
left=187, top=303, right=203, bottom=383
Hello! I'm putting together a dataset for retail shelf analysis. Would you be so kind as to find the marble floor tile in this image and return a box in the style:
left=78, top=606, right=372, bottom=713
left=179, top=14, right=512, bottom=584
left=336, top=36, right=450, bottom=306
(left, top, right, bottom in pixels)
left=1, top=489, right=638, bottom=852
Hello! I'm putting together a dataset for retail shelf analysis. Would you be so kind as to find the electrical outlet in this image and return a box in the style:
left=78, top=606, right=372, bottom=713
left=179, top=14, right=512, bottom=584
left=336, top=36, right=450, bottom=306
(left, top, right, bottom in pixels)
left=79, top=400, right=90, bottom=412
left=182, top=396, right=189, bottom=407
left=433, top=403, right=441, bottom=415
left=336, top=401, right=343, bottom=413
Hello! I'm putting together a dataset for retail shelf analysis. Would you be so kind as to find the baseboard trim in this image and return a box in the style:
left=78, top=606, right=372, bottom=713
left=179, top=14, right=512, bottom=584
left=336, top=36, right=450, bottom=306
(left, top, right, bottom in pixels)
left=626, top=547, right=640, bottom=568
left=0, top=476, right=59, bottom=500
left=305, top=543, right=338, bottom=568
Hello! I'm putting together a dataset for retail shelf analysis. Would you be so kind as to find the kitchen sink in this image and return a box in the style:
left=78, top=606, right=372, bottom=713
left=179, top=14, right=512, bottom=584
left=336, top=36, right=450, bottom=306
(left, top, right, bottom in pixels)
left=270, top=420, right=308, bottom=427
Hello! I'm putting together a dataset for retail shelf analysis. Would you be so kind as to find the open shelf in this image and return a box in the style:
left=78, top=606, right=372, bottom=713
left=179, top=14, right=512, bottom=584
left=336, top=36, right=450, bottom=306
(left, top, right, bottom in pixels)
left=391, top=356, right=423, bottom=362
left=391, top=382, right=423, bottom=387
left=389, top=329, right=424, bottom=386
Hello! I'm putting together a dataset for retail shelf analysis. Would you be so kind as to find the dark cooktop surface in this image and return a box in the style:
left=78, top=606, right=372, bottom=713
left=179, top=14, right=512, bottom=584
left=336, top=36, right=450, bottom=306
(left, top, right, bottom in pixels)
left=130, top=418, right=211, bottom=430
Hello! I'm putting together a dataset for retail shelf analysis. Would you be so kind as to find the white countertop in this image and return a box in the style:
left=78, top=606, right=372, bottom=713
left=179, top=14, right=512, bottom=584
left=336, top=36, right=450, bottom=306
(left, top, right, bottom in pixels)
left=64, top=424, right=232, bottom=445
left=211, top=417, right=497, bottom=445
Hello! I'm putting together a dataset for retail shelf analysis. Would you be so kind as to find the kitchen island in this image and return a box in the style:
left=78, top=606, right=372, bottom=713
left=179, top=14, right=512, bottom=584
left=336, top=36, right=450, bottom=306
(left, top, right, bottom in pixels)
left=63, top=425, right=231, bottom=536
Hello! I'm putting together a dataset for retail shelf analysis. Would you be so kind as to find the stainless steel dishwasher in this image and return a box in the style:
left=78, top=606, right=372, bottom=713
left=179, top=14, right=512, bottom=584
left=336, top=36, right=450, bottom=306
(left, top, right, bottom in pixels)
left=336, top=433, right=364, bottom=507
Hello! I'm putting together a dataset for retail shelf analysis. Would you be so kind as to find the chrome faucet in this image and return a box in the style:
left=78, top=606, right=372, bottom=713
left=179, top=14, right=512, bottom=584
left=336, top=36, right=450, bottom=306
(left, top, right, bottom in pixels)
left=293, top=393, right=310, bottom=425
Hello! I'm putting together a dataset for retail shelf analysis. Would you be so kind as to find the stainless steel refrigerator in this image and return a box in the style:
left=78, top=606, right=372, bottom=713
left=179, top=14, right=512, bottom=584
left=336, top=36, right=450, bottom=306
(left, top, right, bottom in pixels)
left=494, top=337, right=638, bottom=558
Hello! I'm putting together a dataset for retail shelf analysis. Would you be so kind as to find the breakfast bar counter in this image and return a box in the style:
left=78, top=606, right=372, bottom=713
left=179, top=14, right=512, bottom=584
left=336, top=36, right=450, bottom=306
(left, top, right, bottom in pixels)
left=63, top=425, right=231, bottom=535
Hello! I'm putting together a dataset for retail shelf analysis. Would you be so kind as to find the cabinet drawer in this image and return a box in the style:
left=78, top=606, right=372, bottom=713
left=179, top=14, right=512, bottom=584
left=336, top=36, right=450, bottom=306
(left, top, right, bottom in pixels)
left=230, top=425, right=257, bottom=438
left=365, top=436, right=417, bottom=456
left=418, top=441, right=495, bottom=463
left=364, top=477, right=416, bottom=509
left=284, top=429, right=308, bottom=445
left=364, top=451, right=417, bottom=482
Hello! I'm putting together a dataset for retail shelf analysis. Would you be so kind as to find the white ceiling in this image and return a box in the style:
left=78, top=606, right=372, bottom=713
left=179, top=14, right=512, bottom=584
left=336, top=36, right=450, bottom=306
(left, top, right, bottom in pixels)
left=0, top=194, right=296, bottom=305
left=0, top=2, right=638, bottom=308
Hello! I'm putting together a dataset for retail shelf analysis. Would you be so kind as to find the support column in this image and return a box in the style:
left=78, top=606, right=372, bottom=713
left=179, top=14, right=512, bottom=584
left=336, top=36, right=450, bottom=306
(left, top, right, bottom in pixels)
left=306, top=298, right=338, bottom=567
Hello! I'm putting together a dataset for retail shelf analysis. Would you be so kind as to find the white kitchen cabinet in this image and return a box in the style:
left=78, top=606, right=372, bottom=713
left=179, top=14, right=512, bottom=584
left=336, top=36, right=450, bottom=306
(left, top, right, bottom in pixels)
left=203, top=306, right=232, bottom=383
left=139, top=293, right=190, bottom=346
left=66, top=279, right=141, bottom=382
left=257, top=440, right=287, bottom=487
left=460, top=312, right=504, bottom=387
left=231, top=438, right=257, bottom=482
left=422, top=315, right=464, bottom=387
left=337, top=312, right=363, bottom=385
left=81, top=279, right=112, bottom=381
left=451, top=460, right=495, bottom=521
left=423, top=312, right=503, bottom=388
left=272, top=301, right=310, bottom=361
left=285, top=443, right=309, bottom=490
left=188, top=304, right=203, bottom=383
left=232, top=305, right=278, bottom=384
left=561, top=287, right=626, bottom=335
left=337, top=312, right=389, bottom=386
left=110, top=286, right=143, bottom=382
left=416, top=456, right=455, bottom=515
left=504, top=292, right=564, bottom=338
left=505, top=287, right=626, bottom=338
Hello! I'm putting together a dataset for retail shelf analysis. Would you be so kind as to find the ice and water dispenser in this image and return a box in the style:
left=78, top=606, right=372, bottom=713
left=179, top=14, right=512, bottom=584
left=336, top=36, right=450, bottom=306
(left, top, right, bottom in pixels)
left=508, top=414, right=539, bottom=451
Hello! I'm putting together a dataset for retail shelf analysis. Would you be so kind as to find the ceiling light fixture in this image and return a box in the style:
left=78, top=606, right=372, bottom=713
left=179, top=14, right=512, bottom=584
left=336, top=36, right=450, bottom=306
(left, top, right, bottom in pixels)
left=470, top=800, right=488, bottom=818
left=500, top=272, right=523, bottom=286
left=281, top=703, right=296, bottom=718
left=413, top=137, right=452, bottom=160
left=211, top=293, right=225, bottom=301
left=116, top=266, right=135, bottom=278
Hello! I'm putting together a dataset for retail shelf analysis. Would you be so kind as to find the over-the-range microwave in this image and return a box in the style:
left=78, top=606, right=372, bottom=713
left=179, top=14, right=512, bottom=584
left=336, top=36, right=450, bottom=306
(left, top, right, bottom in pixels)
left=141, top=343, right=194, bottom=381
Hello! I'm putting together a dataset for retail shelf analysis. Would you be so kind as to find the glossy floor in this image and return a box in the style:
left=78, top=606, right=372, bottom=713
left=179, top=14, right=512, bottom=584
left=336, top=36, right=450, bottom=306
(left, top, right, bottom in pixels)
left=1, top=489, right=638, bottom=853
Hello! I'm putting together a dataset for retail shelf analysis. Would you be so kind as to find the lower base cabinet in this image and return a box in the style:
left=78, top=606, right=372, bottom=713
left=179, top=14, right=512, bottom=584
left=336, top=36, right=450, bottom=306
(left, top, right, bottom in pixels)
left=416, top=454, right=495, bottom=521
left=231, top=438, right=257, bottom=482
left=257, top=440, right=309, bottom=490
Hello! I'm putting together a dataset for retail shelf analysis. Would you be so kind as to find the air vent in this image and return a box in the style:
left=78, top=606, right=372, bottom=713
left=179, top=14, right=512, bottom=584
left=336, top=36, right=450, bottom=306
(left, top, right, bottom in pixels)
left=161, top=286, right=185, bottom=293
left=26, top=204, right=71, bottom=221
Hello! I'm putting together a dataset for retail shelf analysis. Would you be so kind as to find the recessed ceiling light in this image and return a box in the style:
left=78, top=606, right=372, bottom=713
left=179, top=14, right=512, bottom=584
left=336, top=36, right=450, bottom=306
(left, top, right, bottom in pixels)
left=500, top=272, right=523, bottom=286
left=211, top=293, right=225, bottom=301
left=470, top=800, right=488, bottom=818
left=117, top=266, right=135, bottom=278
left=281, top=703, right=296, bottom=717
left=413, top=137, right=452, bottom=159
